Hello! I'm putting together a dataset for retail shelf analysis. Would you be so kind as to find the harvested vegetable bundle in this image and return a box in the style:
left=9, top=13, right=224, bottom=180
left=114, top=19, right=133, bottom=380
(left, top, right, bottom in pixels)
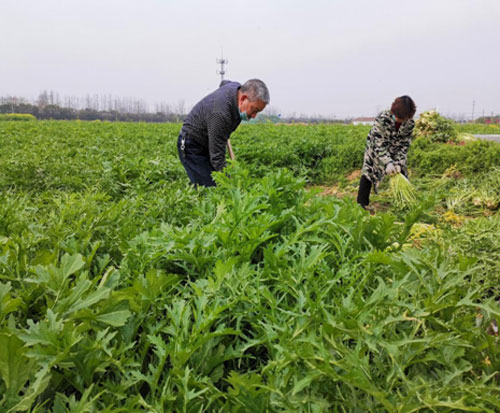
left=390, top=173, right=417, bottom=207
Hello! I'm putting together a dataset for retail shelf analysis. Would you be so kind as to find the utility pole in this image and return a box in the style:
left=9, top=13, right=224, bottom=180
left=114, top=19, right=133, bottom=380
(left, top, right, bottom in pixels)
left=216, top=51, right=228, bottom=84
left=471, top=100, right=475, bottom=122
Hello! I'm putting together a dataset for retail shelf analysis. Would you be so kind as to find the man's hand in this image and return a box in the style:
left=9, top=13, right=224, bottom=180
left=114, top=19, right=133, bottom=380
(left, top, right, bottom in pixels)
left=386, top=163, right=397, bottom=175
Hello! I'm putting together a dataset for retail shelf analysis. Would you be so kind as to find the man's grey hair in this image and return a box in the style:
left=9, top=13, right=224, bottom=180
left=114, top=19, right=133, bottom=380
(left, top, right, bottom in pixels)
left=241, top=79, right=270, bottom=104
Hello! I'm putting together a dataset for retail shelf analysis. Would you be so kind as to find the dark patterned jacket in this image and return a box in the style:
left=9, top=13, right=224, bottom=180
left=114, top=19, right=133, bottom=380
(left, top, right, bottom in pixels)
left=361, top=109, right=415, bottom=191
left=181, top=81, right=241, bottom=171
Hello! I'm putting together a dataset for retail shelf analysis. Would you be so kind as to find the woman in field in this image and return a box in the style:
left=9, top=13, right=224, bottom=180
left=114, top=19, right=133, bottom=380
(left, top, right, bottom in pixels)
left=357, top=96, right=417, bottom=209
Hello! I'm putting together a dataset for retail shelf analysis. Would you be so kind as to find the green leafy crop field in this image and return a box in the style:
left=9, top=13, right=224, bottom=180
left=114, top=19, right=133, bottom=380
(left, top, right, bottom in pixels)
left=0, top=121, right=499, bottom=412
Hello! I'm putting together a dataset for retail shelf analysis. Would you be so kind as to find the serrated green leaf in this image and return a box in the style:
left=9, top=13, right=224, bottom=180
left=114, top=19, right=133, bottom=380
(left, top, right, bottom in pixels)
left=95, top=310, right=131, bottom=327
left=0, top=333, right=33, bottom=395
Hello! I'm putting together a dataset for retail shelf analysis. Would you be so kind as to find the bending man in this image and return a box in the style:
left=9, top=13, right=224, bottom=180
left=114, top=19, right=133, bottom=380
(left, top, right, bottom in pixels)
left=178, top=79, right=269, bottom=187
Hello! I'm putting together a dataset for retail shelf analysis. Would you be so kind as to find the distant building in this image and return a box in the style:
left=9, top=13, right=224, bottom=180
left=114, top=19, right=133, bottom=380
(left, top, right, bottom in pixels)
left=352, top=117, right=375, bottom=126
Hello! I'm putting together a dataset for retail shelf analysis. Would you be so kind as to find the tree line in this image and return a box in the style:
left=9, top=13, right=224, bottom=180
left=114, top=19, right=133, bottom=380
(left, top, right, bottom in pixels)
left=0, top=91, right=186, bottom=122
left=7, top=90, right=493, bottom=125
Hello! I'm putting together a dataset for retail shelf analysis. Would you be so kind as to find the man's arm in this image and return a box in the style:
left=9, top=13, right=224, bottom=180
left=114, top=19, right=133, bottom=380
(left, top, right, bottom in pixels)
left=206, top=112, right=231, bottom=171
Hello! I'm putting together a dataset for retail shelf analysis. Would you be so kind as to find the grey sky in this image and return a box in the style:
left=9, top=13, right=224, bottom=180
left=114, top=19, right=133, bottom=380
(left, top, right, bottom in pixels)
left=1, top=0, right=499, bottom=118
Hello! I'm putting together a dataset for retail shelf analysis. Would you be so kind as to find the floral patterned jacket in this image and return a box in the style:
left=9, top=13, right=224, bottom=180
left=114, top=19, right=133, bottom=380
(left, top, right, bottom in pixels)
left=361, top=109, right=415, bottom=192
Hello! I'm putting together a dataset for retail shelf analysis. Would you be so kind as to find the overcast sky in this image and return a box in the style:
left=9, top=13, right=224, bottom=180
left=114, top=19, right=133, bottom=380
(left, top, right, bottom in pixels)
left=1, top=0, right=499, bottom=118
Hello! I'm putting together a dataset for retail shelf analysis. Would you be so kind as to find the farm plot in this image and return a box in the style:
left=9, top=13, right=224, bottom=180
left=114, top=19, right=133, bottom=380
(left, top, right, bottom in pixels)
left=0, top=121, right=499, bottom=412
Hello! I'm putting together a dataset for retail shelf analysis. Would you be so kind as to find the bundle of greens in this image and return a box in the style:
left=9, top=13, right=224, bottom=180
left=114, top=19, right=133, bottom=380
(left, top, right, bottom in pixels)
left=415, top=110, right=458, bottom=143
left=390, top=173, right=417, bottom=207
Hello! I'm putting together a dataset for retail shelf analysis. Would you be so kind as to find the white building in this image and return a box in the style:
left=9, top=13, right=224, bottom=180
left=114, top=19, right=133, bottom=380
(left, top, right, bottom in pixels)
left=352, top=117, right=375, bottom=126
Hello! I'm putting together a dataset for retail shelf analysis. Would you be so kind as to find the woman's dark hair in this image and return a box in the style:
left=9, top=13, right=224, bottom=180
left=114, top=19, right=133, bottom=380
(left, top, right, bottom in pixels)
left=391, top=96, right=416, bottom=120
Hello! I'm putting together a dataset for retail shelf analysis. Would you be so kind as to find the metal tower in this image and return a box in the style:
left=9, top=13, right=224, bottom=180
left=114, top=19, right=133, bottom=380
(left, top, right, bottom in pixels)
left=216, top=52, right=228, bottom=83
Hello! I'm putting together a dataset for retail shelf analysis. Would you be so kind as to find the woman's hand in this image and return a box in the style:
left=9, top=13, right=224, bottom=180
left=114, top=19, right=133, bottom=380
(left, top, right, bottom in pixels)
left=385, top=163, right=397, bottom=175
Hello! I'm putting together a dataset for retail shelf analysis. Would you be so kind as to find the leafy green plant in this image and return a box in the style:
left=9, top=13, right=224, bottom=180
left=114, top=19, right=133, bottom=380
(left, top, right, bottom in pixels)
left=0, top=120, right=499, bottom=411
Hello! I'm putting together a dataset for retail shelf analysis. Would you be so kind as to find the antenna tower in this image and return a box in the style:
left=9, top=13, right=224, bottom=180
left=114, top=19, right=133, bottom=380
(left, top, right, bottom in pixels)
left=216, top=52, right=228, bottom=83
